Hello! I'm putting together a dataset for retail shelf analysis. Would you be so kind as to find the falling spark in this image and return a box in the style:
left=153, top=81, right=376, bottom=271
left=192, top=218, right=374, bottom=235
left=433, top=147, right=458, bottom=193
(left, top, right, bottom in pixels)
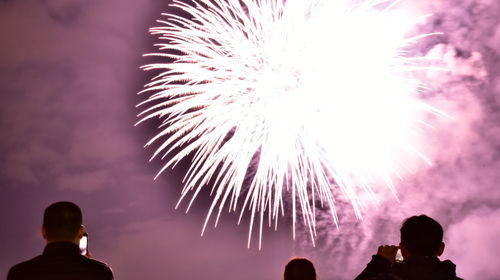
left=138, top=0, right=444, bottom=248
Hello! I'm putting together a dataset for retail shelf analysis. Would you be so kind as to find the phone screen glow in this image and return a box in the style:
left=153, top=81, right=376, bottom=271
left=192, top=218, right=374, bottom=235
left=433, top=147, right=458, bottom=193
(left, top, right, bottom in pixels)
left=79, top=234, right=88, bottom=255
left=395, top=249, right=404, bottom=263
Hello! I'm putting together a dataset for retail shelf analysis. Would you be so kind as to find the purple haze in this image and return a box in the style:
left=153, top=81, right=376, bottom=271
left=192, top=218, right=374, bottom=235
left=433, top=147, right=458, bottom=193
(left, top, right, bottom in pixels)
left=1, top=0, right=499, bottom=279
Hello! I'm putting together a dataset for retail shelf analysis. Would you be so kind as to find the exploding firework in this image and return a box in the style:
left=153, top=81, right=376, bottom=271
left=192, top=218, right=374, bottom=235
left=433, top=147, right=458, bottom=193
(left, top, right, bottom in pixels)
left=138, top=0, right=443, bottom=247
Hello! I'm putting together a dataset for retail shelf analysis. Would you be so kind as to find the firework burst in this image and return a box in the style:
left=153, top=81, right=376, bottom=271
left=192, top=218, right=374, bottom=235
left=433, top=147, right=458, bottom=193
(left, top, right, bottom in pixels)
left=138, top=0, right=443, bottom=248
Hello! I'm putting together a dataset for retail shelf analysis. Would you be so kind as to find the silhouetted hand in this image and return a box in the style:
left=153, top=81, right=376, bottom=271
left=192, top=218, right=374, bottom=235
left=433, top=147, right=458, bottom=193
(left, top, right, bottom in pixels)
left=377, top=245, right=399, bottom=263
left=85, top=250, right=93, bottom=259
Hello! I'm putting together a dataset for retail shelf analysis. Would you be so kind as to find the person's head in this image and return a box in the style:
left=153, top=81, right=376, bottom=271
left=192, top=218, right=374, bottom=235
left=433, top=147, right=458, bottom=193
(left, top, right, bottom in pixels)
left=284, top=258, right=316, bottom=280
left=42, top=201, right=84, bottom=244
left=399, top=215, right=445, bottom=258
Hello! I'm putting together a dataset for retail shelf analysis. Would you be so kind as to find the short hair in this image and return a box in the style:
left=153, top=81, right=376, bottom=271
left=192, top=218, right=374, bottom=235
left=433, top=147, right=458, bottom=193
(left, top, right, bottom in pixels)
left=284, top=258, right=316, bottom=280
left=400, top=215, right=443, bottom=257
left=43, top=201, right=82, bottom=240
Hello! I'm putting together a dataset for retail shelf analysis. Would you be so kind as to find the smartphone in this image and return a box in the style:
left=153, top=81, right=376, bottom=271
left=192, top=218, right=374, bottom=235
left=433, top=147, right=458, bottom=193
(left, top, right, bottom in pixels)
left=395, top=248, right=404, bottom=263
left=79, top=232, right=89, bottom=256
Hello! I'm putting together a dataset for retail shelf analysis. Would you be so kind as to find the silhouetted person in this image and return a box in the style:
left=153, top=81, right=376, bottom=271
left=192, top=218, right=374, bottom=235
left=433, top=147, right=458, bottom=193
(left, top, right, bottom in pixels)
left=355, top=215, right=461, bottom=280
left=7, top=201, right=113, bottom=280
left=284, top=258, right=317, bottom=280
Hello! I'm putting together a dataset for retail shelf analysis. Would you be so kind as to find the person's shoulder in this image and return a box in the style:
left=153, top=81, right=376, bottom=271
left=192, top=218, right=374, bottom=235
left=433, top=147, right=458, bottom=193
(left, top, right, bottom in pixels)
left=82, top=256, right=111, bottom=267
left=7, top=255, right=44, bottom=279
left=9, top=255, right=44, bottom=269
left=80, top=256, right=114, bottom=278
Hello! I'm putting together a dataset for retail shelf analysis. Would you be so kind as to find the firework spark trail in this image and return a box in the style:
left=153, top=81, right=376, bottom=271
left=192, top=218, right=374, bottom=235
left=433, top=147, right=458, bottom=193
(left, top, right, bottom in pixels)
left=138, top=0, right=444, bottom=248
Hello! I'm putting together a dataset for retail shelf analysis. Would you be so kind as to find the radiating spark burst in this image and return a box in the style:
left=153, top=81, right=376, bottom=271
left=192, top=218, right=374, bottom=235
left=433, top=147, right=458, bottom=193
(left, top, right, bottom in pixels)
left=138, top=0, right=444, bottom=248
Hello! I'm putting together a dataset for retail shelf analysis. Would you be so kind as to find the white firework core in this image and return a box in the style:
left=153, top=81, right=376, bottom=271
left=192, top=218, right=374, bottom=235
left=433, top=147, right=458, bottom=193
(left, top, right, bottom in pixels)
left=138, top=0, right=443, bottom=248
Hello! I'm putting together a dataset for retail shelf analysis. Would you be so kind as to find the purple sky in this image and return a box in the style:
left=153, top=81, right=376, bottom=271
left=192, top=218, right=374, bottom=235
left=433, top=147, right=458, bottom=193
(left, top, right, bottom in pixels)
left=1, top=0, right=499, bottom=279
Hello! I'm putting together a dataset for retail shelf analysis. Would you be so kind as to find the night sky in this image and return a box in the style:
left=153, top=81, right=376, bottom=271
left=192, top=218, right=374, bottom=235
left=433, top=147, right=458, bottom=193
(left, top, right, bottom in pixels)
left=1, top=0, right=500, bottom=280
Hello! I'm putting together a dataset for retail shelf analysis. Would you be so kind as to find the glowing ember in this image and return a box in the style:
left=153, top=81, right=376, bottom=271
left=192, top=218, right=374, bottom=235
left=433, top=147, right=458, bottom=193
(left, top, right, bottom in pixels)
left=138, top=0, right=443, bottom=248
